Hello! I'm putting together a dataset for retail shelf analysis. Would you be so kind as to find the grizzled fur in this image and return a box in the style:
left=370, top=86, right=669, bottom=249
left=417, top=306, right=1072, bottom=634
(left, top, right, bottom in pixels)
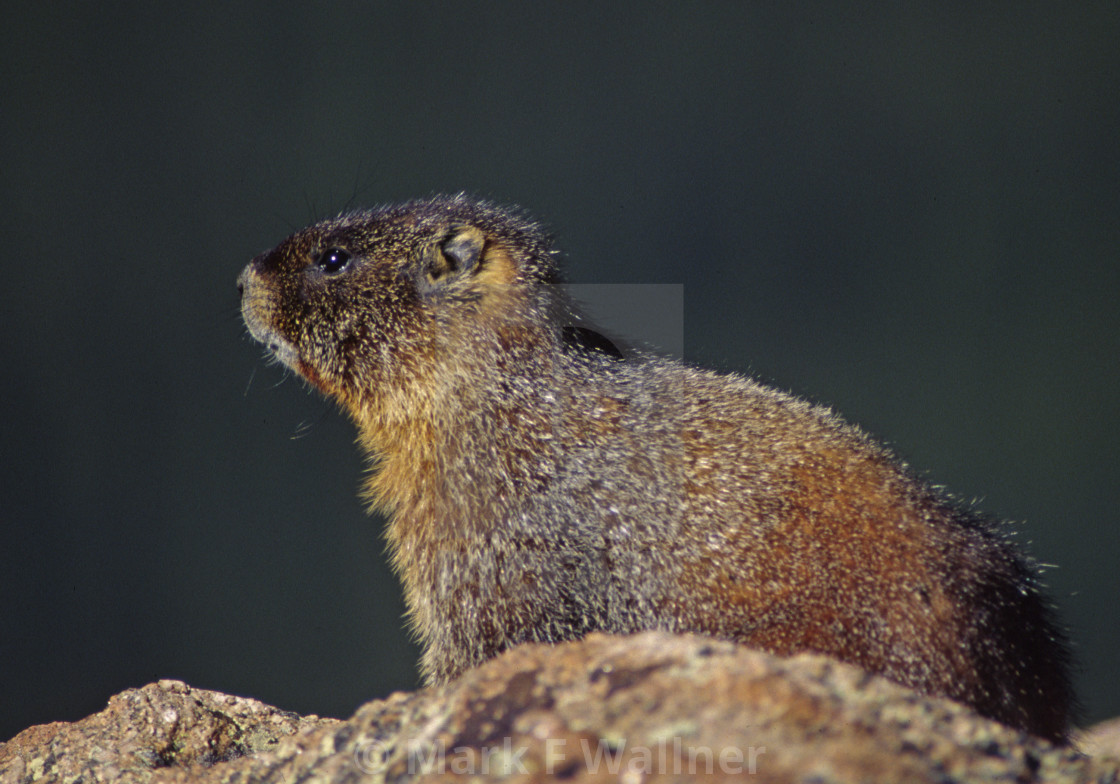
left=238, top=194, right=1073, bottom=742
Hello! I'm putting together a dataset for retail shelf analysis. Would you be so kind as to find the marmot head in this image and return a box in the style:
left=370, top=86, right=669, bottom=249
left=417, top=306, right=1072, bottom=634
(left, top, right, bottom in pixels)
left=237, top=195, right=559, bottom=405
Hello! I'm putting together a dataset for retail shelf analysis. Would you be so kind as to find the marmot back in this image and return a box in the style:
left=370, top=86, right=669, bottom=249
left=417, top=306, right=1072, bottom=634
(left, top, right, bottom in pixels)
left=238, top=194, right=1073, bottom=742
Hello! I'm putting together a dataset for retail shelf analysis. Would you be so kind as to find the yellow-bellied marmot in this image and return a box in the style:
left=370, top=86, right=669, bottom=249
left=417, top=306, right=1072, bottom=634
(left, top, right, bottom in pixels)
left=238, top=194, right=1072, bottom=742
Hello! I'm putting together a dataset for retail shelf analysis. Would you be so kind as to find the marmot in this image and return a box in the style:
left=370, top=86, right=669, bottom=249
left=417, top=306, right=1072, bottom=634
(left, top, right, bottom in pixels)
left=238, top=194, right=1072, bottom=742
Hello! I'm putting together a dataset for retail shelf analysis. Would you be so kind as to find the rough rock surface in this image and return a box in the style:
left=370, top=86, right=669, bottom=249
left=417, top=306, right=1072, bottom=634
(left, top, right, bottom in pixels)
left=1080, top=718, right=1120, bottom=761
left=0, top=679, right=337, bottom=783
left=2, top=632, right=1117, bottom=783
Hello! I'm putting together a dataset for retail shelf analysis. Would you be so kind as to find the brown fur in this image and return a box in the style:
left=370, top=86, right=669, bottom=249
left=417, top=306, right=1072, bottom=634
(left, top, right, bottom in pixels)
left=238, top=194, right=1072, bottom=742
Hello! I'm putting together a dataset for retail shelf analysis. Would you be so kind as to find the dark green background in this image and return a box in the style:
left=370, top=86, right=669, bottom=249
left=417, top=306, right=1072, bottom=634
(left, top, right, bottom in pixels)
left=2, top=3, right=1117, bottom=741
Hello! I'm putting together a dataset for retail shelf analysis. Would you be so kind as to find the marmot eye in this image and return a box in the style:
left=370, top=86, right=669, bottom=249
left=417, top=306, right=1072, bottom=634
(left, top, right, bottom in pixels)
left=317, top=248, right=351, bottom=274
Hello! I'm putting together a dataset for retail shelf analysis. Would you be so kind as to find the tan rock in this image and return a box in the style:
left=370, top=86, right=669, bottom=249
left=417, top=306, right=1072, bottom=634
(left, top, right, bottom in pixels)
left=2, top=633, right=1116, bottom=783
left=1079, top=717, right=1120, bottom=762
left=0, top=679, right=336, bottom=783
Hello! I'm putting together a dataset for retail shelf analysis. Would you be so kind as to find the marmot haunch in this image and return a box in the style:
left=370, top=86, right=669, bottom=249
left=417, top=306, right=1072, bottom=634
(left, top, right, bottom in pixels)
left=238, top=194, right=1072, bottom=742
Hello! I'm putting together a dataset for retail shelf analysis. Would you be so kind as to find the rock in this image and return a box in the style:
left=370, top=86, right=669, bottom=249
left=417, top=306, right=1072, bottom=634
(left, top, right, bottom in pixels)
left=2, top=633, right=1117, bottom=783
left=1079, top=718, right=1120, bottom=762
left=0, top=679, right=336, bottom=783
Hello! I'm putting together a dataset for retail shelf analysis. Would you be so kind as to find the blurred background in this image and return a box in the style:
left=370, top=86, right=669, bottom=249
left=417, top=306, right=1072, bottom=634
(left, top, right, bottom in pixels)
left=2, top=3, right=1117, bottom=741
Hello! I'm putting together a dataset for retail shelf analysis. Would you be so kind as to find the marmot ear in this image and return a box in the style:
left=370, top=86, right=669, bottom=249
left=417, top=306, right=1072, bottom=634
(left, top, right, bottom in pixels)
left=422, top=225, right=519, bottom=293
left=426, top=226, right=486, bottom=285
left=442, top=226, right=486, bottom=273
